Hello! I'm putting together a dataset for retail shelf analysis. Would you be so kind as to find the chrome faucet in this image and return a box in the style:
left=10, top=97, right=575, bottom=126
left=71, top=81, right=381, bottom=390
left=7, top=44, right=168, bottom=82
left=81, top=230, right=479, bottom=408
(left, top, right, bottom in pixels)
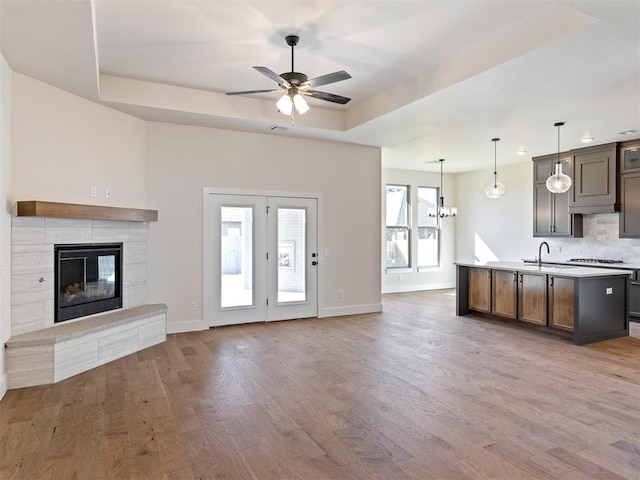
left=538, top=241, right=550, bottom=268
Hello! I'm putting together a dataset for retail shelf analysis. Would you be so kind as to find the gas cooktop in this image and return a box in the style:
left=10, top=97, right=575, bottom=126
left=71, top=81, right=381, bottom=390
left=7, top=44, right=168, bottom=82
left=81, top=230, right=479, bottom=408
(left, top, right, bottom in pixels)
left=568, top=258, right=624, bottom=264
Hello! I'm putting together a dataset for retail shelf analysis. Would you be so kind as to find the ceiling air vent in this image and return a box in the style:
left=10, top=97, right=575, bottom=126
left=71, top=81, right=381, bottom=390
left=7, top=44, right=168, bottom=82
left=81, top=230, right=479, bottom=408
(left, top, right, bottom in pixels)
left=268, top=125, right=289, bottom=132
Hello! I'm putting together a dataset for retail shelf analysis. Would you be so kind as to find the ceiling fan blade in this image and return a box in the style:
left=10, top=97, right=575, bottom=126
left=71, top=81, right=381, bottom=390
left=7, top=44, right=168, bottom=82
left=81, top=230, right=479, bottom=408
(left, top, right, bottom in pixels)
left=253, top=66, right=291, bottom=88
left=225, top=89, right=284, bottom=96
left=305, top=90, right=351, bottom=105
left=302, top=70, right=351, bottom=88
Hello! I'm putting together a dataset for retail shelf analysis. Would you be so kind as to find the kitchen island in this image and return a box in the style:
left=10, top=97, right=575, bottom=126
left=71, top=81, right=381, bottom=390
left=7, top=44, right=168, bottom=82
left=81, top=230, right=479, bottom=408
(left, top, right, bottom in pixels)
left=456, top=261, right=631, bottom=345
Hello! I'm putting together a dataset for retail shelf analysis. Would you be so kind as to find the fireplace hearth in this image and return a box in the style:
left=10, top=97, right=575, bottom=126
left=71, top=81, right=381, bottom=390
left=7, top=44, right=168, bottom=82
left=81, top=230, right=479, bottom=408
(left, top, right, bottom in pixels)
left=55, top=243, right=123, bottom=322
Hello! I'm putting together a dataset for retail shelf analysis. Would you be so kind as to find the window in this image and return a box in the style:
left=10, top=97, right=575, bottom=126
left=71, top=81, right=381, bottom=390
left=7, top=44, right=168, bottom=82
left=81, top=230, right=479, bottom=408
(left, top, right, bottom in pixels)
left=417, top=186, right=439, bottom=267
left=385, top=184, right=441, bottom=271
left=385, top=185, right=409, bottom=268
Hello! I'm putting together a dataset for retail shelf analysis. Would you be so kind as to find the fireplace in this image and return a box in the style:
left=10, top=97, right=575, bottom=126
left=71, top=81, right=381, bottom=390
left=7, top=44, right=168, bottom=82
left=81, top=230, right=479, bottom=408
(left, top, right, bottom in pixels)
left=54, top=243, right=123, bottom=322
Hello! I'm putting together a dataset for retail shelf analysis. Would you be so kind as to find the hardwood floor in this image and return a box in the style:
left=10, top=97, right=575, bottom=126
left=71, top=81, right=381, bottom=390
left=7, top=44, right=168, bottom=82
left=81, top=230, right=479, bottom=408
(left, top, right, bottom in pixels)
left=1, top=289, right=639, bottom=479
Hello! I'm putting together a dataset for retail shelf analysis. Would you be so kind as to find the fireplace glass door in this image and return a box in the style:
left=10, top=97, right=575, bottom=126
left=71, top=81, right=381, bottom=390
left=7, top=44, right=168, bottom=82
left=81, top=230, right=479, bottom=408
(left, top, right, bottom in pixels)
left=55, top=243, right=123, bottom=322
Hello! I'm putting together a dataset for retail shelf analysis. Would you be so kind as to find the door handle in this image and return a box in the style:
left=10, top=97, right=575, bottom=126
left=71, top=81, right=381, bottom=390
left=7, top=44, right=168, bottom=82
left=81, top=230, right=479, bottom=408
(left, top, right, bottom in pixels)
left=312, top=261, right=318, bottom=266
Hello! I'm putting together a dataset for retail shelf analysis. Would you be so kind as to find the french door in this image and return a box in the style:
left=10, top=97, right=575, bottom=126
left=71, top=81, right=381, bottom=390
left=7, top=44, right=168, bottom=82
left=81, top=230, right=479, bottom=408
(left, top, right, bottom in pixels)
left=204, top=193, right=318, bottom=326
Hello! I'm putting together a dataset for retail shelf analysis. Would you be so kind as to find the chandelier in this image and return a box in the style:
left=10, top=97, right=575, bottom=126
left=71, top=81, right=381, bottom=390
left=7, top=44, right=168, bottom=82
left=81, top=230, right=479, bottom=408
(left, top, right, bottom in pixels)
left=428, top=159, right=457, bottom=218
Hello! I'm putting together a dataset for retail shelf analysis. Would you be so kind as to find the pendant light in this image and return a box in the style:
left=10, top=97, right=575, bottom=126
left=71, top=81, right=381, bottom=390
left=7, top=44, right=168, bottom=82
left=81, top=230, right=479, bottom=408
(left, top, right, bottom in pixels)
left=485, top=137, right=506, bottom=199
left=546, top=121, right=572, bottom=193
left=428, top=159, right=457, bottom=218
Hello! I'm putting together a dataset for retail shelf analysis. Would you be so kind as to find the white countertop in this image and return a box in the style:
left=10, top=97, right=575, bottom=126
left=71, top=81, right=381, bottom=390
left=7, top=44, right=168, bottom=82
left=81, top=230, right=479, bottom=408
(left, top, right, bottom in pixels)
left=521, top=259, right=640, bottom=270
left=456, top=261, right=633, bottom=278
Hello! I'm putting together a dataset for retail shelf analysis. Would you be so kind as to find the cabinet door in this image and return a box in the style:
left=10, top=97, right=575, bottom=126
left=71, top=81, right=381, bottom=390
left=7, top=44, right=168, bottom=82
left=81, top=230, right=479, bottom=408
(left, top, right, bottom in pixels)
left=570, top=144, right=618, bottom=213
left=629, top=282, right=640, bottom=319
left=518, top=272, right=547, bottom=325
left=469, top=268, right=491, bottom=313
left=532, top=154, right=581, bottom=237
left=492, top=270, right=517, bottom=319
left=549, top=276, right=575, bottom=330
left=620, top=172, right=640, bottom=238
left=533, top=184, right=552, bottom=236
left=619, top=140, right=640, bottom=173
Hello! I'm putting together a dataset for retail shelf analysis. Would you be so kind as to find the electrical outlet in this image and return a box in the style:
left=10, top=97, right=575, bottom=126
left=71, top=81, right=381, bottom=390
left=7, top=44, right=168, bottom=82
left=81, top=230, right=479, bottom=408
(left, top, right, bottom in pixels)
left=105, top=188, right=111, bottom=199
left=189, top=301, right=197, bottom=311
left=90, top=186, right=97, bottom=198
left=338, top=290, right=344, bottom=299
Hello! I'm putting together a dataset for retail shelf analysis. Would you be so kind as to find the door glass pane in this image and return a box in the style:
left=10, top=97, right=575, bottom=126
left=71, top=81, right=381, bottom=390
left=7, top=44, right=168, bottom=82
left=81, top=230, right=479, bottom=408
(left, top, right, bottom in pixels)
left=220, top=206, right=253, bottom=308
left=278, top=208, right=306, bottom=303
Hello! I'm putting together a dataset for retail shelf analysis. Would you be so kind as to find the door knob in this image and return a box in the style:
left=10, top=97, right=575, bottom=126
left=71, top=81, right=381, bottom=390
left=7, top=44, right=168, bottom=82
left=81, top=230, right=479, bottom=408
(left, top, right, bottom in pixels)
left=312, top=261, right=318, bottom=266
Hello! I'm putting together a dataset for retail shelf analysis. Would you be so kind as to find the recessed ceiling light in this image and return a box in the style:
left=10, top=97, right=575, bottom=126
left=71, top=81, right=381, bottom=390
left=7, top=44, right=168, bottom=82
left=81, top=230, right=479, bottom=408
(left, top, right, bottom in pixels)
left=580, top=137, right=594, bottom=143
left=516, top=150, right=527, bottom=156
left=618, top=129, right=638, bottom=135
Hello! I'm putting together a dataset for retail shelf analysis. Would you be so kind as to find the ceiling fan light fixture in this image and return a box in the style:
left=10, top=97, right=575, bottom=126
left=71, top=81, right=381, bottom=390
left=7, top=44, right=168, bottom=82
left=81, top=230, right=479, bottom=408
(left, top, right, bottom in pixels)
left=293, top=93, right=309, bottom=114
left=276, top=94, right=293, bottom=115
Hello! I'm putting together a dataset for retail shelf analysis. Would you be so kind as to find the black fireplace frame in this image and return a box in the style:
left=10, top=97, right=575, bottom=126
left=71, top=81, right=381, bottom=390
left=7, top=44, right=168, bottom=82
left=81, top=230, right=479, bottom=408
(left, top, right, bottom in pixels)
left=54, top=243, right=123, bottom=323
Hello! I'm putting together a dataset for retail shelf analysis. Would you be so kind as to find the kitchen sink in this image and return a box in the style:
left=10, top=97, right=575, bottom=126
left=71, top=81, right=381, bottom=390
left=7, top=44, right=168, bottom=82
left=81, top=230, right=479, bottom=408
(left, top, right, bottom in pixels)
left=518, top=264, right=573, bottom=271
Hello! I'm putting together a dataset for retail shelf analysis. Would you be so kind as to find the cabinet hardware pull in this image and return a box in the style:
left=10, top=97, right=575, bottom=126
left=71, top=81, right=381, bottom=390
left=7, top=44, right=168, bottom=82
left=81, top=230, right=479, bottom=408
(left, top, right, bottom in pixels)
left=550, top=277, right=554, bottom=287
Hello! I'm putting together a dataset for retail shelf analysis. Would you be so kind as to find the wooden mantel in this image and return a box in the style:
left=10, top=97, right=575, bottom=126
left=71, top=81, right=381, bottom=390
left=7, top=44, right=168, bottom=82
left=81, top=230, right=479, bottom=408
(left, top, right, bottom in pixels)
left=16, top=201, right=158, bottom=222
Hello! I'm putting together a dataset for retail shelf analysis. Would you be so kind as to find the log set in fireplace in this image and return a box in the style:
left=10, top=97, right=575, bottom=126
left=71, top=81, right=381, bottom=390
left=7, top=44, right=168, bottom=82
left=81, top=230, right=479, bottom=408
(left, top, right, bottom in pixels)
left=54, top=243, right=123, bottom=322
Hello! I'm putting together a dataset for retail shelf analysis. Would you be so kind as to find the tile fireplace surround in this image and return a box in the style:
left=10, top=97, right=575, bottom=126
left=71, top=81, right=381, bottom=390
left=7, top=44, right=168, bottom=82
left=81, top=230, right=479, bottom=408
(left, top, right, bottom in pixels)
left=12, top=216, right=148, bottom=334
left=7, top=207, right=166, bottom=389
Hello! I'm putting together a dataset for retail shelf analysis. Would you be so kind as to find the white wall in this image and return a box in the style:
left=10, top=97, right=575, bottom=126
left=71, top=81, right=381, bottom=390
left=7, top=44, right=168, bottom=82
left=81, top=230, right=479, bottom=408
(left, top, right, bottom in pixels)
left=0, top=52, right=11, bottom=400
left=11, top=73, right=147, bottom=207
left=455, top=161, right=540, bottom=263
left=382, top=168, right=457, bottom=292
left=455, top=161, right=640, bottom=263
left=145, top=122, right=382, bottom=332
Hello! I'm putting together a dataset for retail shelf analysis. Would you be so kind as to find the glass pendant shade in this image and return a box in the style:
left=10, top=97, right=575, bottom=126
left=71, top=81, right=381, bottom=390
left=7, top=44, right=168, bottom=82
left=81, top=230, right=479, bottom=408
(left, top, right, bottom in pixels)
left=276, top=94, right=293, bottom=115
left=546, top=121, right=572, bottom=193
left=485, top=137, right=505, bottom=199
left=293, top=93, right=309, bottom=114
left=485, top=180, right=506, bottom=198
left=546, top=162, right=572, bottom=193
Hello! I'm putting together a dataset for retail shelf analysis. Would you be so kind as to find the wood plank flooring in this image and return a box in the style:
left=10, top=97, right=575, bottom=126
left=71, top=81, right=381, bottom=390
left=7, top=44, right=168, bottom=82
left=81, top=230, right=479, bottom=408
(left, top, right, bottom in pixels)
left=1, top=289, right=639, bottom=479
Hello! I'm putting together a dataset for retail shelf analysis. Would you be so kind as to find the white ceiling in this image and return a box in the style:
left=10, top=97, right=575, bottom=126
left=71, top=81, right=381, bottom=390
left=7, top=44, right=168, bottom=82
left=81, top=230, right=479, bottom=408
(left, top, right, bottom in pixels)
left=1, top=0, right=638, bottom=173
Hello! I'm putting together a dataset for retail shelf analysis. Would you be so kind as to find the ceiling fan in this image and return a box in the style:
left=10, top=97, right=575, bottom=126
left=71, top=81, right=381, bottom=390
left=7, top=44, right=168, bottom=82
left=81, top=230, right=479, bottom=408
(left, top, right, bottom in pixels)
left=225, top=35, right=352, bottom=116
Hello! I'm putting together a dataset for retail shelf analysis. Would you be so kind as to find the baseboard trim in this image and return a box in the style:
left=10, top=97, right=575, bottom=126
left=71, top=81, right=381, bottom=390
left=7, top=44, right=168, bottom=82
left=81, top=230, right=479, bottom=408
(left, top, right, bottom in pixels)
left=0, top=374, right=7, bottom=401
left=382, top=283, right=455, bottom=294
left=318, top=303, right=383, bottom=318
left=167, top=319, right=208, bottom=334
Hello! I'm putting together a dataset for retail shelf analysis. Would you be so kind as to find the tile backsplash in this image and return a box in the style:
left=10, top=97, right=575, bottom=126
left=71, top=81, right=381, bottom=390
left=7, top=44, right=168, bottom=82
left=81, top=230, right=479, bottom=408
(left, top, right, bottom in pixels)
left=547, top=213, right=640, bottom=263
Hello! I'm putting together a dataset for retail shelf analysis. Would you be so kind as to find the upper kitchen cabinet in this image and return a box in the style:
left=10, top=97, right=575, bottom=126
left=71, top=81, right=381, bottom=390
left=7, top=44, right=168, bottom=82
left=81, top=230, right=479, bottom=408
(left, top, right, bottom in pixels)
left=532, top=153, right=583, bottom=237
left=569, top=143, right=619, bottom=214
left=619, top=140, right=640, bottom=238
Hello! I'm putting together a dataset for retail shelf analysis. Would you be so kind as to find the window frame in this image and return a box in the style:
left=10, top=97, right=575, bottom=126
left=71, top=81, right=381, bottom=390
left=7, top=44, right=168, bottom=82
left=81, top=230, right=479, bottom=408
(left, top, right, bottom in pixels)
left=416, top=185, right=441, bottom=269
left=385, top=184, right=411, bottom=269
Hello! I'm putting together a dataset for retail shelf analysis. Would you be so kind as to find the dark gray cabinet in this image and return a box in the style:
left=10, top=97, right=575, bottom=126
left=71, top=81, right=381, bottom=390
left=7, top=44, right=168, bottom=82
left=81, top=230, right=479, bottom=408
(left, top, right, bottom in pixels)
left=532, top=153, right=582, bottom=237
left=569, top=143, right=619, bottom=214
left=619, top=140, right=640, bottom=238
